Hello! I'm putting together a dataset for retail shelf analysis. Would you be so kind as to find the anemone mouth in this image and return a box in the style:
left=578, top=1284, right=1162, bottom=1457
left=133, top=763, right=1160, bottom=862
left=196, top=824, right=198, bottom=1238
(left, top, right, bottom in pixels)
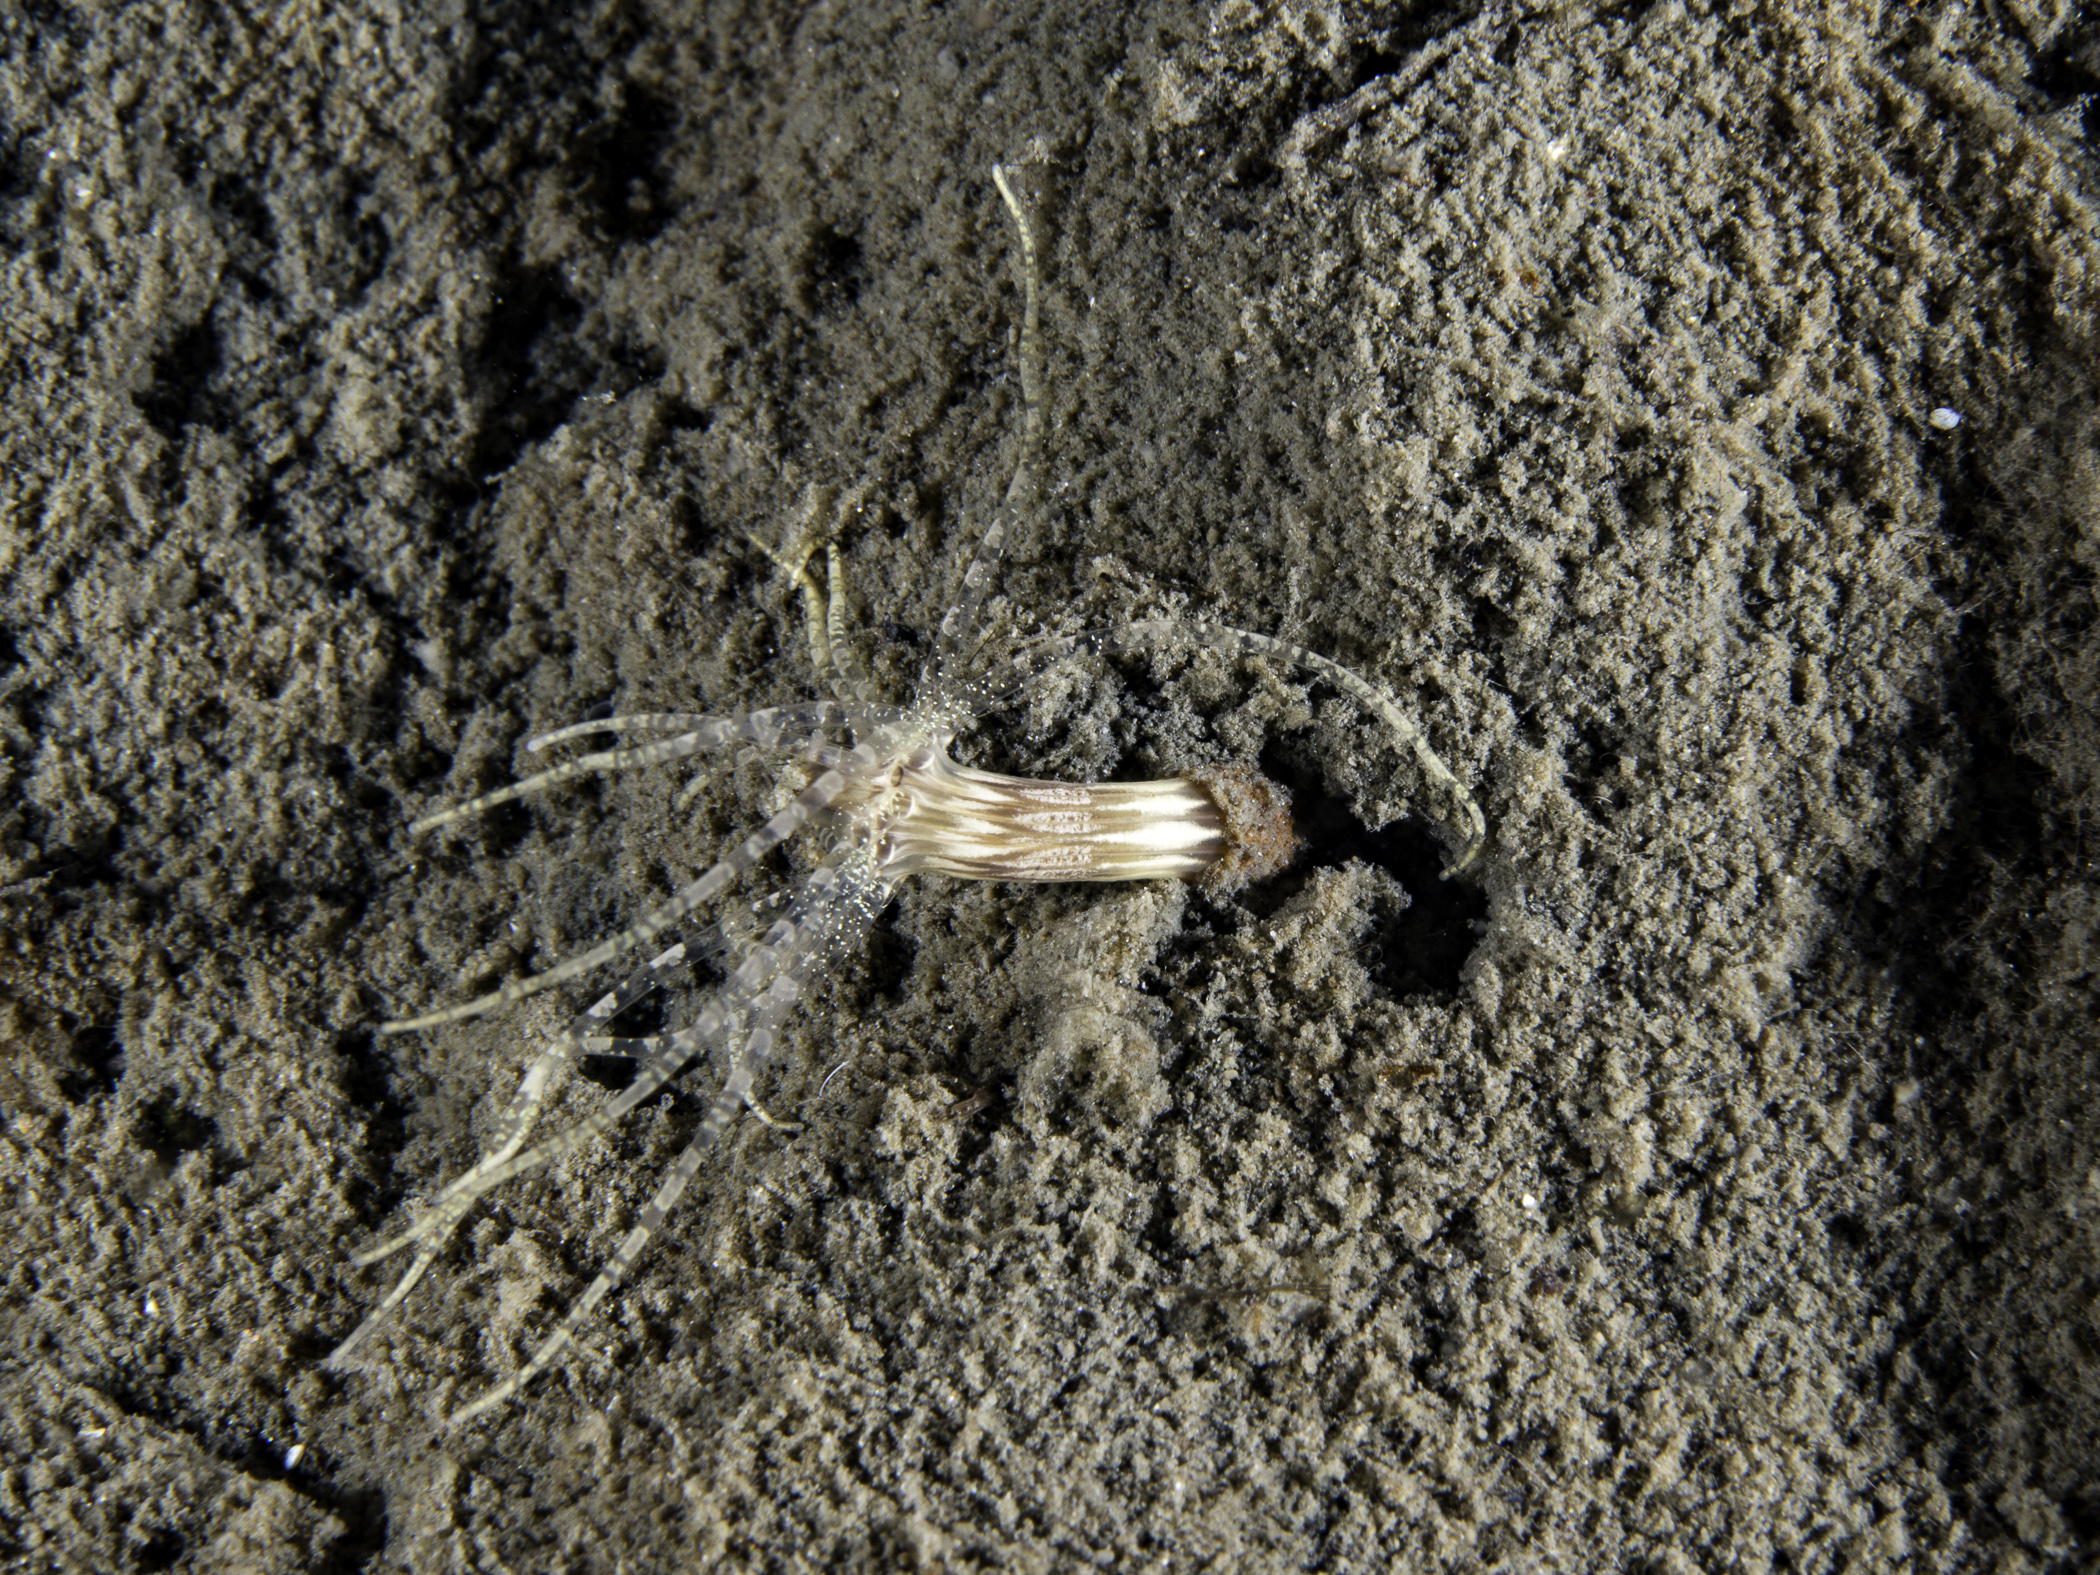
left=877, top=747, right=1229, bottom=884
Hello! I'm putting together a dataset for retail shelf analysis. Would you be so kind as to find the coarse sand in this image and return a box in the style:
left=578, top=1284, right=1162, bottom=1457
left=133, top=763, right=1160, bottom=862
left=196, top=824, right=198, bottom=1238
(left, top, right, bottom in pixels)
left=4, top=1, right=2099, bottom=1569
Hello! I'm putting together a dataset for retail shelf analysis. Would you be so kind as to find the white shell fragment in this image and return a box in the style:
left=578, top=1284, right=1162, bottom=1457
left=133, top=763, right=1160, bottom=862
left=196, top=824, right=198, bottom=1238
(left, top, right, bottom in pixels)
left=1928, top=407, right=1962, bottom=430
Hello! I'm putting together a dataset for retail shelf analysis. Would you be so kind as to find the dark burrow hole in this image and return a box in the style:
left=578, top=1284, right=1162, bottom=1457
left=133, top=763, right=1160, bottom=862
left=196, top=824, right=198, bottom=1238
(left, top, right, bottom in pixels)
left=54, top=1021, right=124, bottom=1101
left=468, top=261, right=588, bottom=479
left=861, top=903, right=918, bottom=1001
left=138, top=1098, right=218, bottom=1165
left=133, top=1530, right=186, bottom=1572
left=569, top=79, right=680, bottom=243
left=803, top=222, right=865, bottom=314
left=1254, top=746, right=1489, bottom=999
left=135, top=318, right=226, bottom=437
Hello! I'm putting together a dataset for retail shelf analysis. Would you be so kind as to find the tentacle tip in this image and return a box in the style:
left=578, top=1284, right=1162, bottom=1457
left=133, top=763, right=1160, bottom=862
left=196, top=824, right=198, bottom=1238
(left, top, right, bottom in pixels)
left=1439, top=843, right=1485, bottom=880
left=445, top=1391, right=508, bottom=1428
left=322, top=1313, right=394, bottom=1367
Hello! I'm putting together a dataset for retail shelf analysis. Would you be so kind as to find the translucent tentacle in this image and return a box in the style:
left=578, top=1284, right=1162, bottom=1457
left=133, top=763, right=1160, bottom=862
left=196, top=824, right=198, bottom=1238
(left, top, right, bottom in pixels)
left=522, top=704, right=867, bottom=755
left=932, top=164, right=1044, bottom=702
left=384, top=756, right=861, bottom=1032
left=447, top=851, right=892, bottom=1424
left=411, top=709, right=847, bottom=835
left=326, top=935, right=701, bottom=1365
left=790, top=534, right=883, bottom=712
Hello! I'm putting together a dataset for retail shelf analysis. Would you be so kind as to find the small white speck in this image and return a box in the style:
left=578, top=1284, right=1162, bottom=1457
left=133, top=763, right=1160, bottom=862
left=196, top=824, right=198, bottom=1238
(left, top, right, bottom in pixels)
left=1521, top=1193, right=1540, bottom=1212
left=144, top=1292, right=159, bottom=1317
left=1928, top=407, right=1962, bottom=430
left=284, top=1443, right=306, bottom=1470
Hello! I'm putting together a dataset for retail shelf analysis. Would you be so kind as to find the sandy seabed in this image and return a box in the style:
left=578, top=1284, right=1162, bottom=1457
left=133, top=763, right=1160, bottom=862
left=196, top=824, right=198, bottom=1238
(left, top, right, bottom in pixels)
left=4, top=1, right=2099, bottom=1570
